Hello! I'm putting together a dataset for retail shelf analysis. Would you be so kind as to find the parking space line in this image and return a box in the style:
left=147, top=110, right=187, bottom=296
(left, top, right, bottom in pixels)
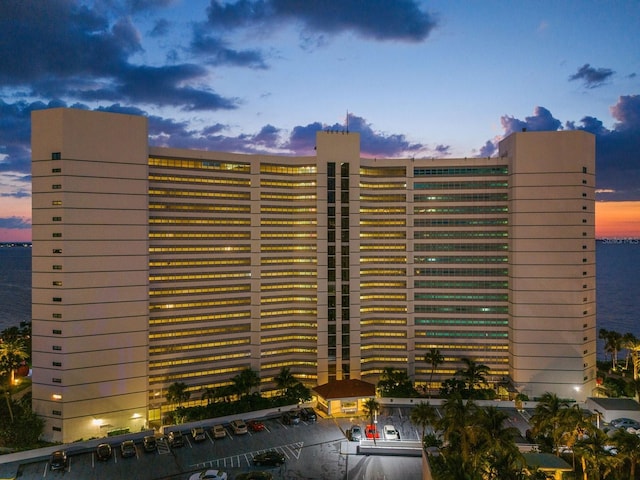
left=189, top=441, right=304, bottom=470
left=157, top=437, right=171, bottom=455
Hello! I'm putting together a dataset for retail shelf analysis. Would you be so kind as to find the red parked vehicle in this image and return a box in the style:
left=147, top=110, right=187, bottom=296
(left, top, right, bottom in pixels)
left=365, top=425, right=380, bottom=439
left=247, top=420, right=266, bottom=432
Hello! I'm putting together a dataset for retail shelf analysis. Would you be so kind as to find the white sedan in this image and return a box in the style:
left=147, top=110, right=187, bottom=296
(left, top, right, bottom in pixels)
left=188, top=469, right=228, bottom=480
left=383, top=425, right=400, bottom=440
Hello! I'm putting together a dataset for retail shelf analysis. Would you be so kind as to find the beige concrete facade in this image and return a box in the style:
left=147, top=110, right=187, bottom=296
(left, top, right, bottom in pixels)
left=31, top=108, right=595, bottom=442
left=502, top=131, right=597, bottom=400
left=31, top=109, right=149, bottom=443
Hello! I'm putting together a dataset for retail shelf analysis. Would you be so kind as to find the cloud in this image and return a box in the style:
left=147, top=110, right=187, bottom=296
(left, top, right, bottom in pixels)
left=125, top=0, right=176, bottom=14
left=501, top=106, right=562, bottom=135
left=0, top=0, right=239, bottom=111
left=285, top=113, right=434, bottom=157
left=610, top=94, right=640, bottom=130
left=591, top=95, right=640, bottom=200
left=480, top=98, right=640, bottom=201
left=478, top=140, right=497, bottom=158
left=206, top=0, right=437, bottom=42
left=569, top=64, right=615, bottom=89
left=0, top=216, right=31, bottom=229
left=149, top=18, right=171, bottom=37
left=0, top=1, right=137, bottom=85
left=191, top=27, right=267, bottom=68
left=0, top=99, right=60, bottom=176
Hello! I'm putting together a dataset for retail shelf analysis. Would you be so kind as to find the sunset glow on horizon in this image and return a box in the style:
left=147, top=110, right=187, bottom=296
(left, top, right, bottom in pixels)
left=596, top=201, right=640, bottom=240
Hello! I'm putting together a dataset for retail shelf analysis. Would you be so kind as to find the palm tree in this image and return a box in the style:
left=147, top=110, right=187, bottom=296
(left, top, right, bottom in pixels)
left=0, top=337, right=29, bottom=387
left=478, top=406, right=520, bottom=450
left=362, top=397, right=380, bottom=442
left=611, top=428, right=640, bottom=479
left=599, top=328, right=623, bottom=370
left=274, top=366, right=297, bottom=397
left=232, top=367, right=260, bottom=398
left=377, top=367, right=414, bottom=397
left=455, top=357, right=490, bottom=393
left=529, top=392, right=570, bottom=455
left=574, top=426, right=620, bottom=480
left=424, top=348, right=443, bottom=398
left=437, top=395, right=482, bottom=476
left=165, top=382, right=190, bottom=407
left=622, top=334, right=640, bottom=400
left=201, top=387, right=223, bottom=405
left=409, top=401, right=438, bottom=446
left=0, top=337, right=28, bottom=424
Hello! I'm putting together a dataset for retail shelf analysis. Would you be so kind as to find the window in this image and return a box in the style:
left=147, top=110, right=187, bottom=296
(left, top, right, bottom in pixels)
left=52, top=281, right=62, bottom=286
left=52, top=329, right=62, bottom=335
left=582, top=167, right=587, bottom=173
left=51, top=152, right=61, bottom=160
left=52, top=184, right=62, bottom=189
left=52, top=426, right=61, bottom=432
left=52, top=345, right=62, bottom=351
left=52, top=313, right=62, bottom=318
left=52, top=233, right=62, bottom=237
left=52, top=200, right=62, bottom=206
left=53, top=265, right=62, bottom=270
left=52, top=378, right=62, bottom=383
left=52, top=217, right=62, bottom=221
left=53, top=297, right=62, bottom=302
left=52, top=361, right=62, bottom=367
left=52, top=410, right=62, bottom=416
left=52, top=249, right=62, bottom=254
left=52, top=168, right=61, bottom=173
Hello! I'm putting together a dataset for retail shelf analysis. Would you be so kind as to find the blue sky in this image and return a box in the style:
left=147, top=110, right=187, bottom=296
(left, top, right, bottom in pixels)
left=1, top=0, right=639, bottom=240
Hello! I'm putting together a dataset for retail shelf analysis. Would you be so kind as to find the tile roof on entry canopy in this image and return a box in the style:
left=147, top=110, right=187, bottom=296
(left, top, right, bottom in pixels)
left=313, top=379, right=376, bottom=400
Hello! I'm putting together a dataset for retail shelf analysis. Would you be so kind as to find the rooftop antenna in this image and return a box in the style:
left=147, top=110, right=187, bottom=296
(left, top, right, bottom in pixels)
left=346, top=110, right=349, bottom=133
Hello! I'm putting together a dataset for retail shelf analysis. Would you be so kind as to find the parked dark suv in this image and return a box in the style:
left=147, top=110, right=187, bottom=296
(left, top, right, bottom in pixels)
left=299, top=407, right=317, bottom=422
left=49, top=450, right=68, bottom=471
left=143, top=435, right=157, bottom=452
left=282, top=410, right=300, bottom=425
left=168, top=430, right=184, bottom=448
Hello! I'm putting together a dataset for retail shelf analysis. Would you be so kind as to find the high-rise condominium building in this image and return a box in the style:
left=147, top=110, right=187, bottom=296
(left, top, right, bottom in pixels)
left=31, top=108, right=596, bottom=442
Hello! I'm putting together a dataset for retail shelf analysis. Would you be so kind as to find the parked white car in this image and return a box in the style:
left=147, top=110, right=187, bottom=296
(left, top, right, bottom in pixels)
left=229, top=419, right=248, bottom=435
left=212, top=424, right=226, bottom=439
left=383, top=424, right=400, bottom=440
left=188, top=469, right=227, bottom=480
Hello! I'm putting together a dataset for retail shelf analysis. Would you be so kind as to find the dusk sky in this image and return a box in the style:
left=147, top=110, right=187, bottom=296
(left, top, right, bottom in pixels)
left=1, top=0, right=639, bottom=242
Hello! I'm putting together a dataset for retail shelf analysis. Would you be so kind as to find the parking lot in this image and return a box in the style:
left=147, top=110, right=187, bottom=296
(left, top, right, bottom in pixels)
left=10, top=407, right=424, bottom=480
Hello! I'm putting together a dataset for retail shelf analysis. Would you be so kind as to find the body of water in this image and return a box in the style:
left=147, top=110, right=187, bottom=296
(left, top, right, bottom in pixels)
left=0, top=246, right=32, bottom=329
left=1, top=242, right=639, bottom=357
